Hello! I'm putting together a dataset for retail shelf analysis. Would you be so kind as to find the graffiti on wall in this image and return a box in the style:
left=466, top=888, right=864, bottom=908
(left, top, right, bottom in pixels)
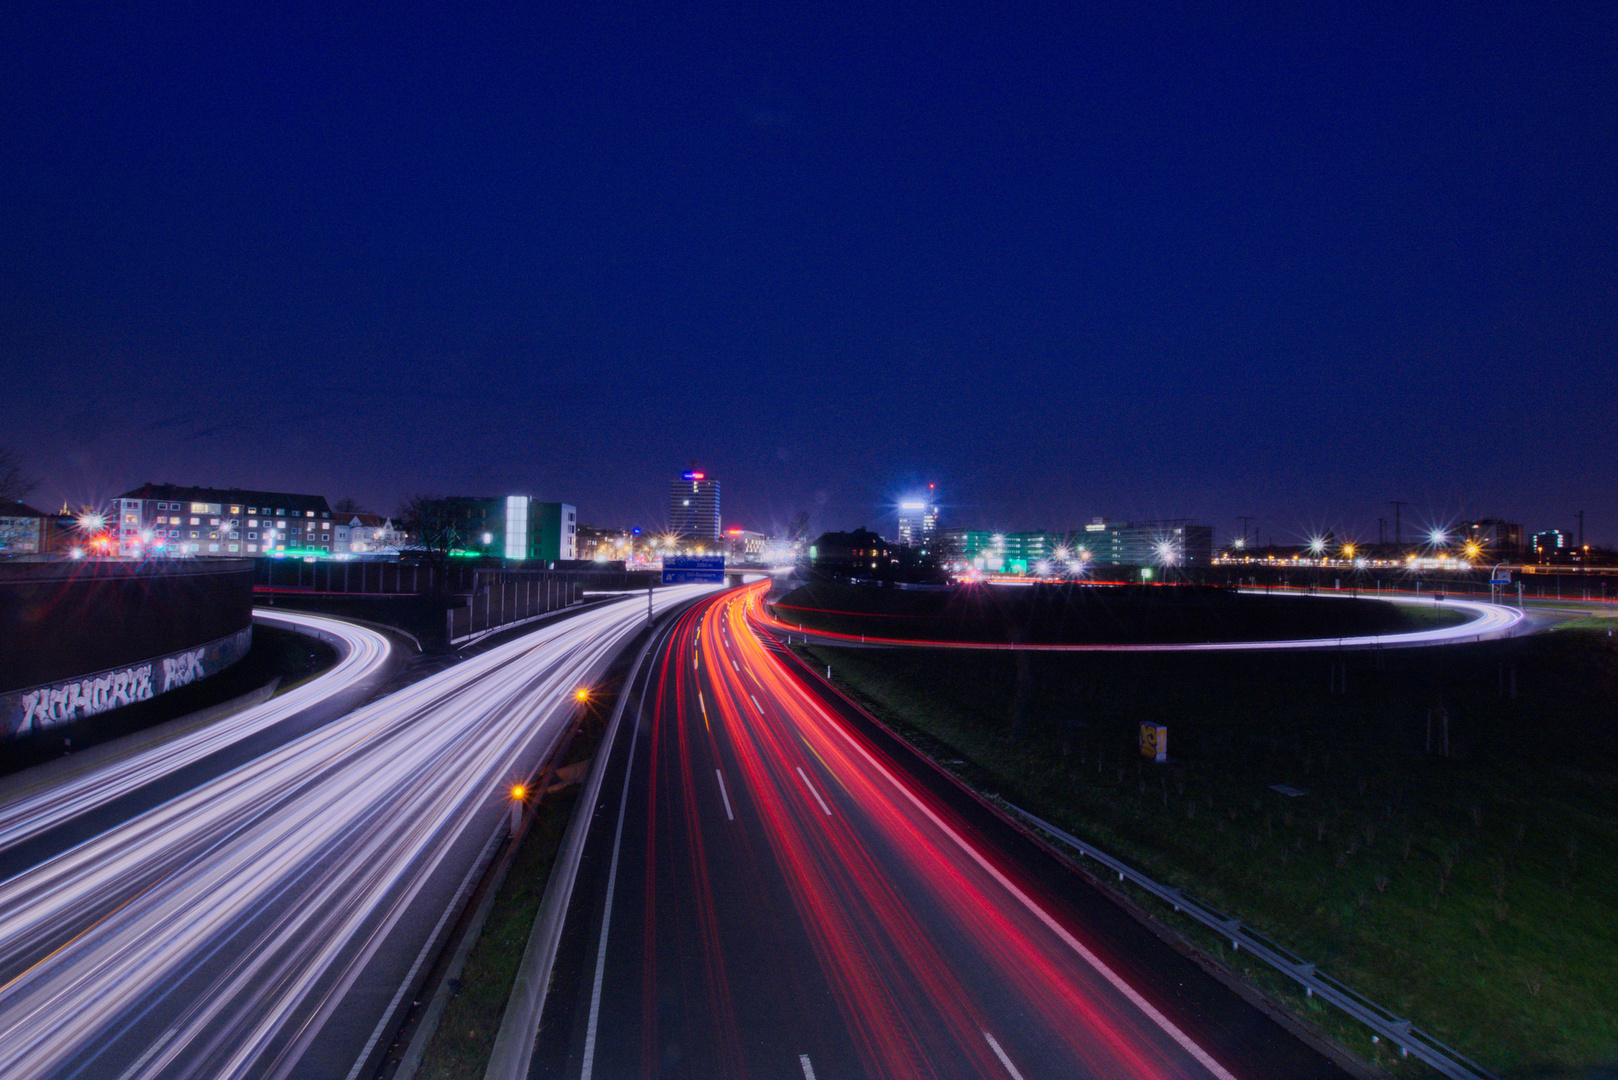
left=4, top=627, right=252, bottom=741
left=18, top=665, right=157, bottom=734
left=162, top=649, right=206, bottom=692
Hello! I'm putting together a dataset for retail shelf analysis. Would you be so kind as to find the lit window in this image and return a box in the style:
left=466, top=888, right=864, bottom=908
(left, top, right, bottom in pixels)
left=248, top=519, right=257, bottom=527
left=306, top=511, right=314, bottom=517
left=188, top=531, right=198, bottom=539
left=209, top=544, right=219, bottom=552
left=230, top=506, right=241, bottom=514
left=228, top=544, right=239, bottom=552
left=278, top=520, right=286, bottom=528
left=248, top=544, right=257, bottom=552
left=190, top=517, right=200, bottom=525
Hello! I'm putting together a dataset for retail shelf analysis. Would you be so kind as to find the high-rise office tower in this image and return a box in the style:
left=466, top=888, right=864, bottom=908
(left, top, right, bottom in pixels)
left=897, top=495, right=938, bottom=548
left=669, top=470, right=721, bottom=541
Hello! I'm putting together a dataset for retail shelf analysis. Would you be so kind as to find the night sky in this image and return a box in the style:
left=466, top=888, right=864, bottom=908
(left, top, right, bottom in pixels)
left=5, top=4, right=1615, bottom=545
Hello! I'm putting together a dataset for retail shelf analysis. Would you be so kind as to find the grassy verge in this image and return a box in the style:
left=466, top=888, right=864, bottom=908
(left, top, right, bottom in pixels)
left=414, top=787, right=579, bottom=1080
left=803, top=629, right=1618, bottom=1077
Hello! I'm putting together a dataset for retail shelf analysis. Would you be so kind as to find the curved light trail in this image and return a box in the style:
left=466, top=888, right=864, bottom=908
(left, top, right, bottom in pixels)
left=560, top=581, right=1343, bottom=1078
left=0, top=585, right=717, bottom=1080
left=0, top=610, right=392, bottom=855
left=760, top=588, right=1526, bottom=651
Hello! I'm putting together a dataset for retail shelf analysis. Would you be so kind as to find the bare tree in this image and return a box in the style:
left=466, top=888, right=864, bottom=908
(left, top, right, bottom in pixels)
left=0, top=446, right=39, bottom=505
left=395, top=493, right=459, bottom=563
left=786, top=509, right=812, bottom=545
left=332, top=496, right=369, bottom=515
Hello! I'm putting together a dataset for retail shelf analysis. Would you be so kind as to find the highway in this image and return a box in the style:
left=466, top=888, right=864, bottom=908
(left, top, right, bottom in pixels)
left=762, top=590, right=1526, bottom=652
left=0, top=610, right=394, bottom=863
left=533, top=583, right=1348, bottom=1079
left=0, top=585, right=718, bottom=1080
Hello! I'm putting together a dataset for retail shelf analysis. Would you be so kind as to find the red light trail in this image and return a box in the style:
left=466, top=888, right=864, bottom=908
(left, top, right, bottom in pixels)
left=557, top=581, right=1342, bottom=1078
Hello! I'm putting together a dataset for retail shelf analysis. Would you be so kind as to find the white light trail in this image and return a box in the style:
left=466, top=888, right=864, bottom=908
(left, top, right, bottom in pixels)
left=0, top=586, right=718, bottom=1080
left=0, top=611, right=392, bottom=853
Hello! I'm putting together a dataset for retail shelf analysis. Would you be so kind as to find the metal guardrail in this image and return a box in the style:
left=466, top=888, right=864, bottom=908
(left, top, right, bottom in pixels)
left=1001, top=801, right=1500, bottom=1080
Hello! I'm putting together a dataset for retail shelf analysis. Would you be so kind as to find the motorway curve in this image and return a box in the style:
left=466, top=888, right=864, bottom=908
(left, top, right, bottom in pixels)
left=0, top=587, right=717, bottom=1080
left=0, top=611, right=393, bottom=859
left=762, top=591, right=1525, bottom=651
left=536, top=583, right=1346, bottom=1079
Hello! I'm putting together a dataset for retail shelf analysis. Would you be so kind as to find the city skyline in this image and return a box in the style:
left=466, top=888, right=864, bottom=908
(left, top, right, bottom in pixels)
left=5, top=5, right=1616, bottom=543
left=5, top=458, right=1604, bottom=553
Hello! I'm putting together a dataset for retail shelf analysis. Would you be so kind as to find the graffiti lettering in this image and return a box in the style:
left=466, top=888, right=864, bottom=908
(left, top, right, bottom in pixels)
left=161, top=649, right=206, bottom=692
left=17, top=664, right=155, bottom=734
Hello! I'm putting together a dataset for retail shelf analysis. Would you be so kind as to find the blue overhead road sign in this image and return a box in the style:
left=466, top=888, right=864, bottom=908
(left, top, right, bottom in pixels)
left=662, top=556, right=725, bottom=584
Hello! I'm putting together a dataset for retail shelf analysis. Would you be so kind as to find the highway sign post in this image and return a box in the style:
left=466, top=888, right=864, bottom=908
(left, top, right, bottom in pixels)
left=662, top=555, right=725, bottom=585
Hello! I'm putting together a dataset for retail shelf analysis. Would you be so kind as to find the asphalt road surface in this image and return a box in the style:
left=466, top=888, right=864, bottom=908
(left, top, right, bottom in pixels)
left=534, top=583, right=1352, bottom=1079
left=0, top=610, right=395, bottom=872
left=0, top=586, right=719, bottom=1080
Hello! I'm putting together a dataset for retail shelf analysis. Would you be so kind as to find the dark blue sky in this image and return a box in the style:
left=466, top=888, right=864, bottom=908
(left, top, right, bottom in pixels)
left=5, top=3, right=1615, bottom=544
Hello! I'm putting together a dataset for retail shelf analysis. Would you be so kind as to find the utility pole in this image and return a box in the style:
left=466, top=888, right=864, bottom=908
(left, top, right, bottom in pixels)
left=1238, top=516, right=1256, bottom=548
left=1387, top=501, right=1409, bottom=547
left=1377, top=517, right=1387, bottom=546
left=1578, top=509, right=1584, bottom=549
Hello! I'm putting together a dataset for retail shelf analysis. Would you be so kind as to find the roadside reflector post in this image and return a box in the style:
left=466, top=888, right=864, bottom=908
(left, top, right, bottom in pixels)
left=509, top=784, right=527, bottom=838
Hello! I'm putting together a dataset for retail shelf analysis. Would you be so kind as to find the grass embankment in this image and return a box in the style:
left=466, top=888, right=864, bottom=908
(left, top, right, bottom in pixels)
left=414, top=789, right=578, bottom=1080
left=413, top=670, right=619, bottom=1079
left=802, top=627, right=1618, bottom=1077
left=777, top=581, right=1466, bottom=643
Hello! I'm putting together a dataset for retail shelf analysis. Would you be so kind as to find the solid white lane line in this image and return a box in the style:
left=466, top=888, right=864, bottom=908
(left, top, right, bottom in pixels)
left=749, top=694, right=762, bottom=712
left=796, top=768, right=832, bottom=816
left=344, top=822, right=505, bottom=1080
left=732, top=659, right=739, bottom=672
left=580, top=671, right=650, bottom=1080
left=983, top=1030, right=1026, bottom=1080
left=810, top=696, right=1239, bottom=1080
left=799, top=1053, right=817, bottom=1080
left=715, top=770, right=734, bottom=821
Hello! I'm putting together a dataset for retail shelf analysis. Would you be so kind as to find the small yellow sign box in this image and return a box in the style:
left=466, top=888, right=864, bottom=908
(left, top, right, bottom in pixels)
left=1140, top=722, right=1167, bottom=763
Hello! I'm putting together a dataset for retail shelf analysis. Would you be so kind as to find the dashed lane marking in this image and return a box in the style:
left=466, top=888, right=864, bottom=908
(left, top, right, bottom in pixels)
left=715, top=769, right=734, bottom=821
left=983, top=1031, right=1027, bottom=1080
left=796, top=767, right=832, bottom=816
